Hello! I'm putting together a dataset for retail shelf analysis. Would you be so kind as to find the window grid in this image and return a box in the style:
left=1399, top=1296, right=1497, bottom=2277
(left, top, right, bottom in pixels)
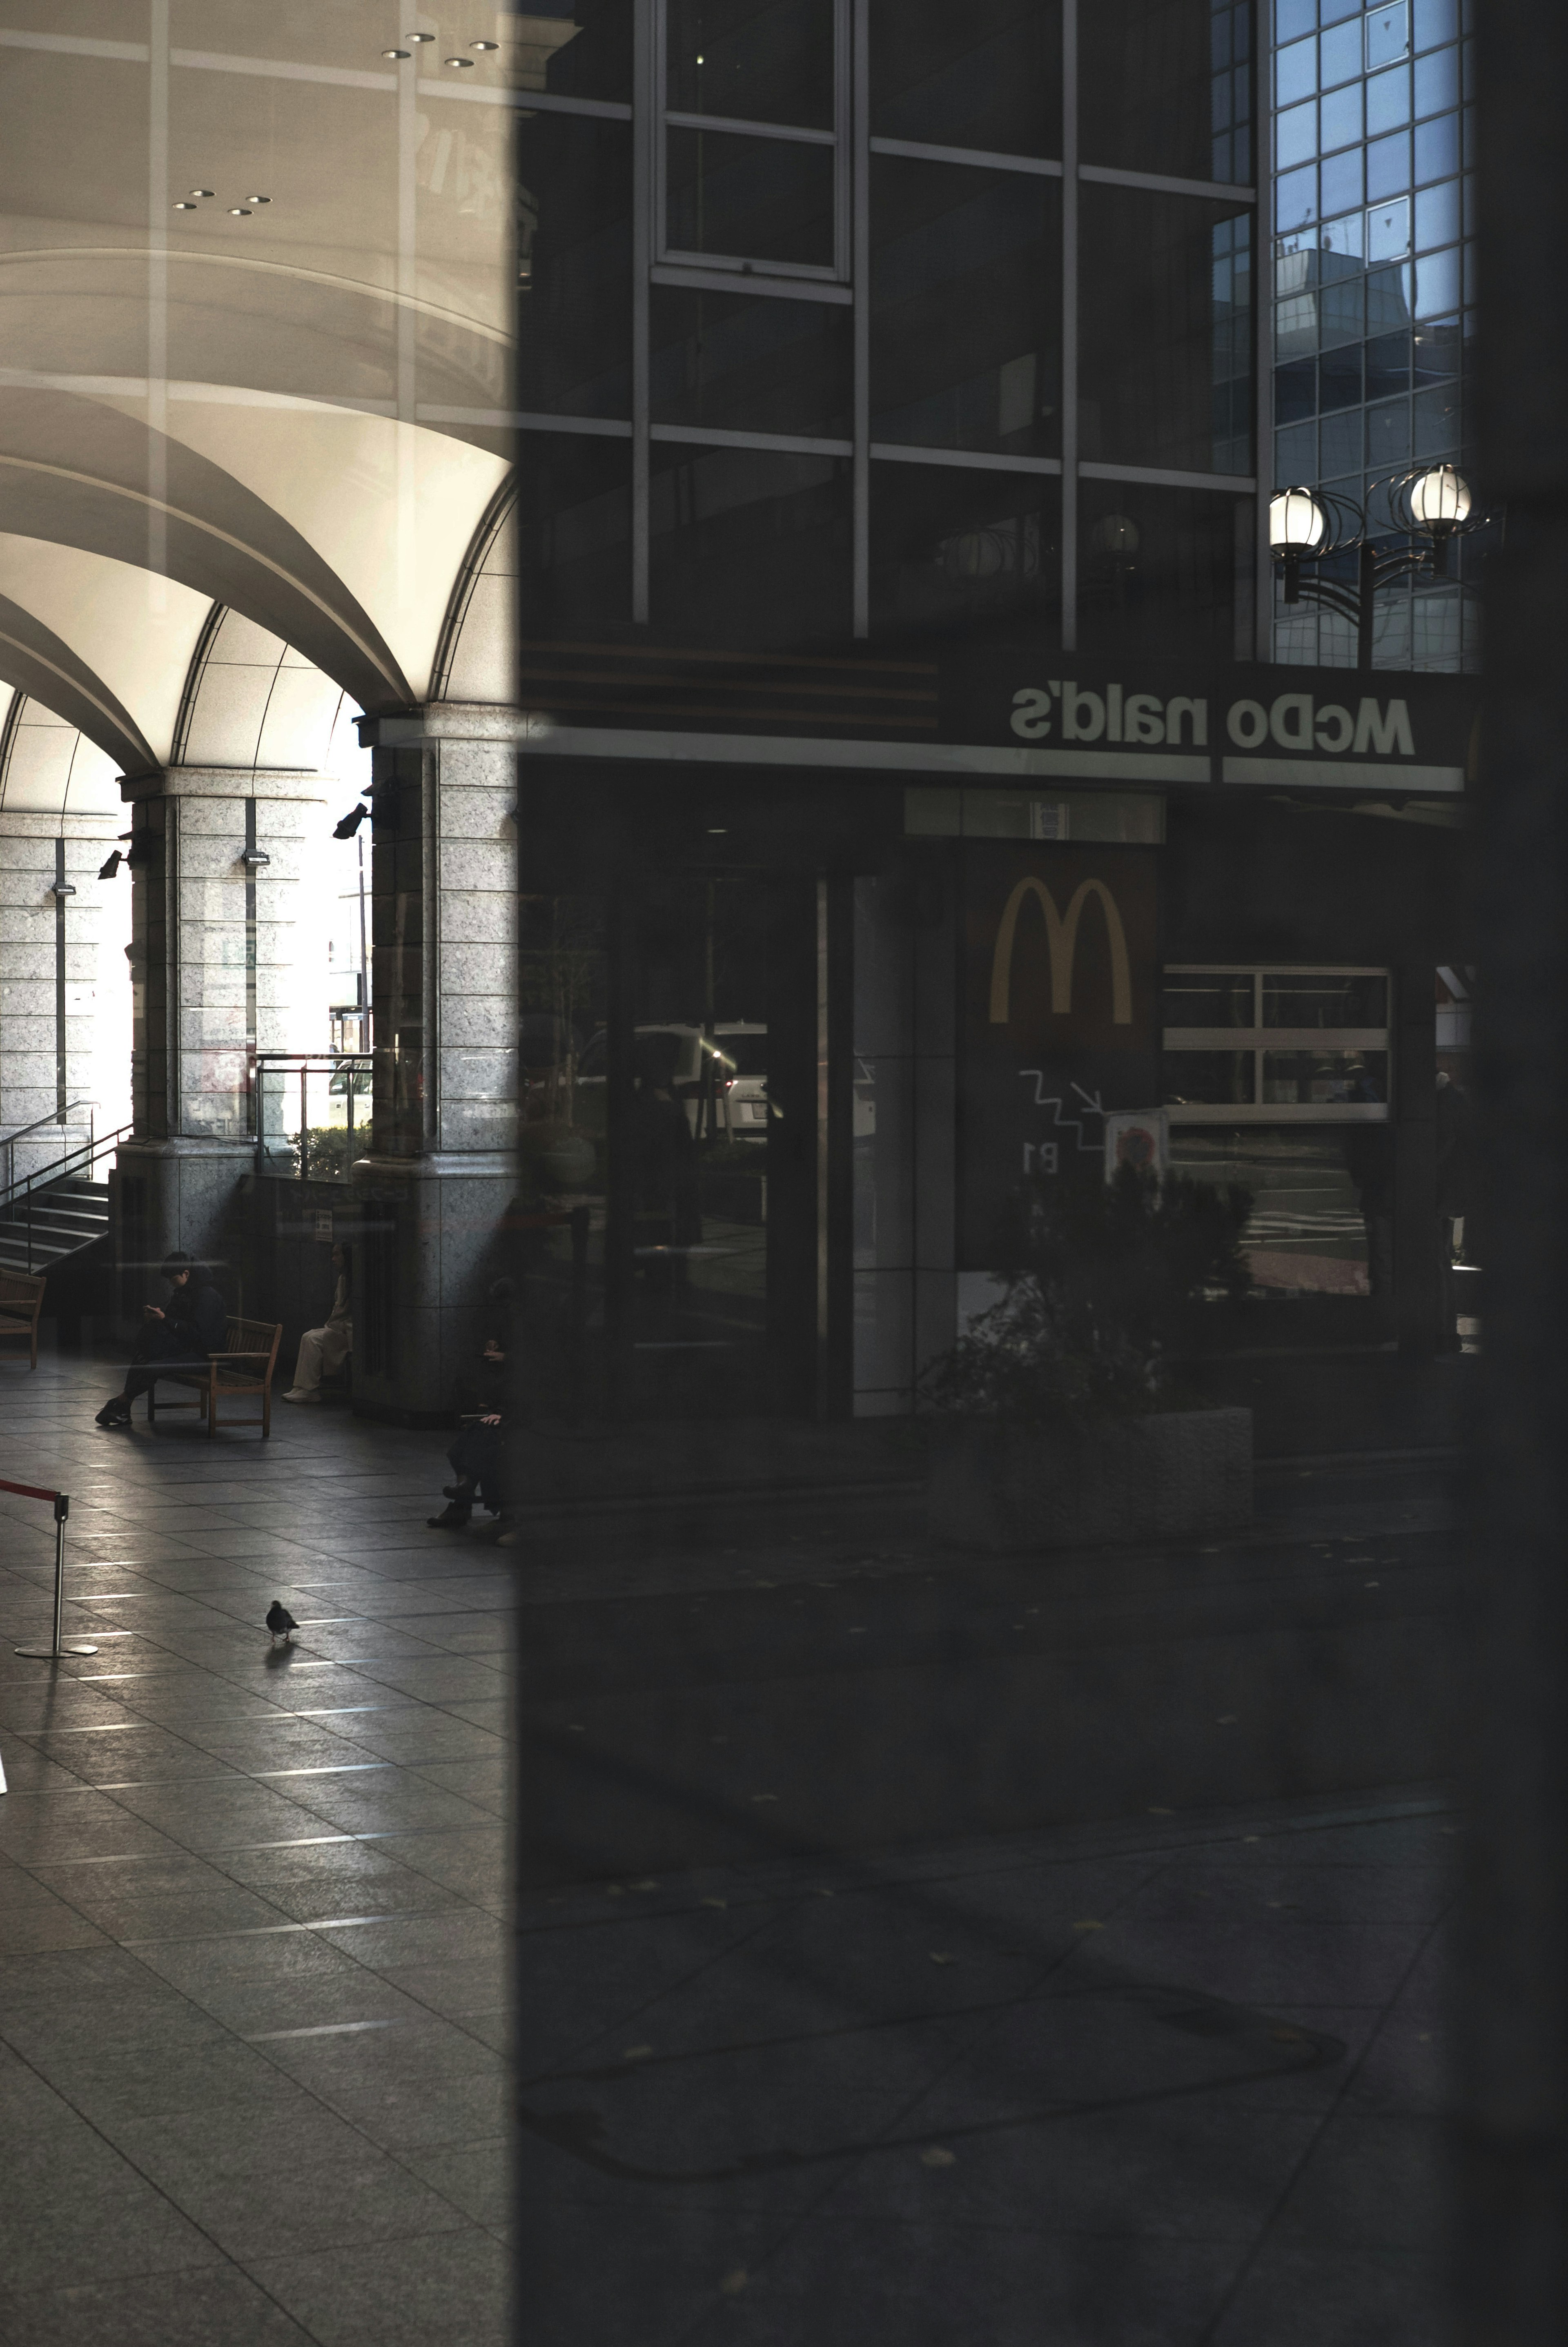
left=522, top=0, right=1262, bottom=643
left=1163, top=962, right=1394, bottom=1123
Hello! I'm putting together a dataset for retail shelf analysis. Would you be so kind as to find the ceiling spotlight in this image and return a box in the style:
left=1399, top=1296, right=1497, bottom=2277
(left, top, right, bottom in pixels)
left=470, top=39, right=500, bottom=49
left=405, top=30, right=434, bottom=40
left=172, top=200, right=197, bottom=211
left=228, top=207, right=253, bottom=217
left=245, top=194, right=272, bottom=204
left=445, top=55, right=475, bottom=67
left=189, top=187, right=214, bottom=198
left=382, top=47, right=411, bottom=58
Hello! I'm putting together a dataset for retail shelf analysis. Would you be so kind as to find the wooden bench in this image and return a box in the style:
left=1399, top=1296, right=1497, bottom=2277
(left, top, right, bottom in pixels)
left=0, top=1272, right=45, bottom=1370
left=146, top=1316, right=283, bottom=1438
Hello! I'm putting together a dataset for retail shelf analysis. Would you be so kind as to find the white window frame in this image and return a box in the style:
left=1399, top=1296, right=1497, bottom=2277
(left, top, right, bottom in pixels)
left=1163, top=962, right=1393, bottom=1123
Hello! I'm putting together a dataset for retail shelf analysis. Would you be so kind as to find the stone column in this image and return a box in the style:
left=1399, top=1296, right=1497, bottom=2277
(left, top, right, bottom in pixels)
left=0, top=809, right=127, bottom=1186
left=111, top=766, right=330, bottom=1295
left=350, top=707, right=518, bottom=1423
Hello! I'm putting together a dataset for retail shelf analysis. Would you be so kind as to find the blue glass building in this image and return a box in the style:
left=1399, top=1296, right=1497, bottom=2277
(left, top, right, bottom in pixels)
left=1272, top=0, right=1475, bottom=669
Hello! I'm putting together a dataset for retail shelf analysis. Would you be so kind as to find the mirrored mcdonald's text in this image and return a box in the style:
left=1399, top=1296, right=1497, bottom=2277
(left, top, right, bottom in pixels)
left=1008, top=681, right=1414, bottom=758
left=958, top=846, right=1159, bottom=1269
left=938, top=652, right=1479, bottom=776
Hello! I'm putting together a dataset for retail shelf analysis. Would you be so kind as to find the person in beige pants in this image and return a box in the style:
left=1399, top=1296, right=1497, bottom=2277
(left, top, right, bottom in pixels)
left=283, top=1243, right=352, bottom=1403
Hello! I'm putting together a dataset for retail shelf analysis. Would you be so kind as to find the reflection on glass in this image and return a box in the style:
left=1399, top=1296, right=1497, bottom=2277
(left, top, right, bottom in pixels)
left=1164, top=1051, right=1255, bottom=1107
left=1171, top=1126, right=1379, bottom=1294
left=667, top=0, right=835, bottom=131
left=870, top=465, right=1060, bottom=639
left=869, top=0, right=1062, bottom=157
left=1080, top=189, right=1252, bottom=472
left=650, top=287, right=850, bottom=436
left=1082, top=0, right=1251, bottom=183
left=517, top=116, right=632, bottom=417
left=870, top=159, right=1060, bottom=457
left=1263, top=1050, right=1390, bottom=1104
left=1162, top=973, right=1254, bottom=1026
left=667, top=128, right=835, bottom=268
left=1076, top=484, right=1244, bottom=666
left=1262, top=974, right=1389, bottom=1026
left=517, top=435, right=633, bottom=634
left=651, top=444, right=851, bottom=642
left=533, top=0, right=633, bottom=103
left=517, top=895, right=609, bottom=1421
left=255, top=1058, right=372, bottom=1180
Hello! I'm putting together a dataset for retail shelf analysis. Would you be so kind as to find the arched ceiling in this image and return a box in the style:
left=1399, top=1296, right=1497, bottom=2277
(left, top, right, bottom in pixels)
left=0, top=1, right=521, bottom=735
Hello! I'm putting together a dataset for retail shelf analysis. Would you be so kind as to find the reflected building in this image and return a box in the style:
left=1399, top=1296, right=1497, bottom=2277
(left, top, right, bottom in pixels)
left=1271, top=0, right=1475, bottom=669
left=508, top=0, right=1474, bottom=1423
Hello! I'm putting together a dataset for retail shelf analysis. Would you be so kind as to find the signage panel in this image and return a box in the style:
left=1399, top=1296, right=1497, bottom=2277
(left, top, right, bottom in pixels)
left=959, top=844, right=1159, bottom=1270
left=942, top=657, right=1479, bottom=795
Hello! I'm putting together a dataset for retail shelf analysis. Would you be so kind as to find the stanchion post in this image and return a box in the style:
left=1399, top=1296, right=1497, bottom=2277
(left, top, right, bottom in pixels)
left=14, top=1490, right=96, bottom=1662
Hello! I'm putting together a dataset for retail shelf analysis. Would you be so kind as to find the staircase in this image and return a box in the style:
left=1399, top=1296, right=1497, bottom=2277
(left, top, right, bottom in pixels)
left=0, top=1176, right=111, bottom=1276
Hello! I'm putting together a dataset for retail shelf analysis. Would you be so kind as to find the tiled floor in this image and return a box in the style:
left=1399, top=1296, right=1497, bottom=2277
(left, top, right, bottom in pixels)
left=0, top=1356, right=510, bottom=2347
left=2, top=1353, right=1457, bottom=2345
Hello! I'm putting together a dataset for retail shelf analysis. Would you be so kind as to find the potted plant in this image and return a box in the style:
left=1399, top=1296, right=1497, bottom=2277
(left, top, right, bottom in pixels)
left=924, top=1164, right=1255, bottom=1551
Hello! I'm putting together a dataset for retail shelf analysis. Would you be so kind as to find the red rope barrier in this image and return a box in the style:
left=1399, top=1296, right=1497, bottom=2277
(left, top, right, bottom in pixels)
left=0, top=1477, right=61, bottom=1505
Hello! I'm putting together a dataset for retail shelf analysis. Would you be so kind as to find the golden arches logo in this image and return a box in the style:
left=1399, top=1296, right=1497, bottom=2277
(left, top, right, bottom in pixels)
left=988, top=876, right=1133, bottom=1025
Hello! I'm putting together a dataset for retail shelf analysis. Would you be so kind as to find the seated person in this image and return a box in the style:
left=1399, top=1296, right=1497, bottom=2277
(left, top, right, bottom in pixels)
left=282, top=1242, right=352, bottom=1403
left=96, top=1254, right=226, bottom=1428
left=429, top=1333, right=508, bottom=1529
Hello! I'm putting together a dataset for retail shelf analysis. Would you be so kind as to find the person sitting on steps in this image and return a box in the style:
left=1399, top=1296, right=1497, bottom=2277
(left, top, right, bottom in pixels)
left=95, top=1253, right=226, bottom=1429
left=282, top=1242, right=352, bottom=1404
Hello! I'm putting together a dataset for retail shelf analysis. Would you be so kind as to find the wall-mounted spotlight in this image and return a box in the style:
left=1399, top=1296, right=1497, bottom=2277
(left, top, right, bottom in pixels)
left=98, top=850, right=123, bottom=880
left=333, top=800, right=370, bottom=840
left=49, top=880, right=77, bottom=900
left=241, top=847, right=272, bottom=870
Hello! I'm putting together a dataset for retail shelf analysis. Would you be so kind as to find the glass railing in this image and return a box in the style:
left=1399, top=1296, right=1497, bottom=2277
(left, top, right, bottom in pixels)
left=253, top=1054, right=373, bottom=1182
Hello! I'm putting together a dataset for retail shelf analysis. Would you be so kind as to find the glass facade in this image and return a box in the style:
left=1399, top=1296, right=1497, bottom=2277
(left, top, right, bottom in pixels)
left=517, top=0, right=1257, bottom=652
left=1271, top=0, right=1476, bottom=669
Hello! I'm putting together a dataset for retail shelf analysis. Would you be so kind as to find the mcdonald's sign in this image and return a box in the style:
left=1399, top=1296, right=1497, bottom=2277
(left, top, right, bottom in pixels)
left=972, top=849, right=1155, bottom=1048
left=960, top=846, right=1158, bottom=1265
left=989, top=875, right=1134, bottom=1027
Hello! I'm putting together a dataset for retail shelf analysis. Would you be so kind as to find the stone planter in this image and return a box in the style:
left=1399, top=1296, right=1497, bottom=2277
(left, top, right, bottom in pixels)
left=926, top=1406, right=1252, bottom=1552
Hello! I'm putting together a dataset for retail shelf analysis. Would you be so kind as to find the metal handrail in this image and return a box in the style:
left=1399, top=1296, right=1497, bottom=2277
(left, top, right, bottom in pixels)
left=0, top=1125, right=134, bottom=1270
left=0, top=1100, right=94, bottom=1149
left=0, top=1101, right=94, bottom=1202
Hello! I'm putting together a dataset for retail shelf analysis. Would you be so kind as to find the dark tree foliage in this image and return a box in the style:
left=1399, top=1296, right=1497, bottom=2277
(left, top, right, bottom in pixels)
left=924, top=1165, right=1254, bottom=1422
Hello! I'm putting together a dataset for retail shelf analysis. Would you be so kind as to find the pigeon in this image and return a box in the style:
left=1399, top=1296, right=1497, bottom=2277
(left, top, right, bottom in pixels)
left=266, top=1601, right=299, bottom=1645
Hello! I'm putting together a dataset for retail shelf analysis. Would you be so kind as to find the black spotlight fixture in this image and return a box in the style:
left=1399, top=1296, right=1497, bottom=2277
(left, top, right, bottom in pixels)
left=333, top=798, right=370, bottom=840
left=98, top=830, right=136, bottom=880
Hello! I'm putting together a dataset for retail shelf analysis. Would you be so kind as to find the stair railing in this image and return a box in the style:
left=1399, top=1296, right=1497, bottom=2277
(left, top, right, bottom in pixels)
left=0, top=1119, right=134, bottom=1274
left=0, top=1102, right=95, bottom=1203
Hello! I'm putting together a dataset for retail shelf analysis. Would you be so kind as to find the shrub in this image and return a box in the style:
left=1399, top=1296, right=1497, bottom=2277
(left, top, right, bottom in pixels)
left=923, top=1164, right=1253, bottom=1422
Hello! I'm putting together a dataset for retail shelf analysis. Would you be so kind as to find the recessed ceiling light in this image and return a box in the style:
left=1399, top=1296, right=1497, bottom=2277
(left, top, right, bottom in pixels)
left=189, top=187, right=214, bottom=198
left=445, top=56, right=475, bottom=67
left=228, top=207, right=253, bottom=217
left=246, top=195, right=272, bottom=204
left=470, top=39, right=500, bottom=49
left=172, top=200, right=197, bottom=210
left=405, top=30, right=434, bottom=40
left=382, top=47, right=411, bottom=59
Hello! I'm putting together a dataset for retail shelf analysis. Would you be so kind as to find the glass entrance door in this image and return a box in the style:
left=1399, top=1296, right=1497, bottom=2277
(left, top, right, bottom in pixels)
left=614, top=870, right=817, bottom=1417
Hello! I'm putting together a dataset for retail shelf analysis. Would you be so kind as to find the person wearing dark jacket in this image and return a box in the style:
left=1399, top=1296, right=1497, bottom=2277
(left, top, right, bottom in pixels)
left=95, top=1254, right=226, bottom=1428
left=428, top=1334, right=509, bottom=1529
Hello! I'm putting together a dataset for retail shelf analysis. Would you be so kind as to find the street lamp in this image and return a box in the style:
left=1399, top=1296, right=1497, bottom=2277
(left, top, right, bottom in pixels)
left=1269, top=464, right=1487, bottom=670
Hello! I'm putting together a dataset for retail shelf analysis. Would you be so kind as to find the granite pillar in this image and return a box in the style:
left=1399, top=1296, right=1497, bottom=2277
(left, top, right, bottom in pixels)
left=111, top=765, right=329, bottom=1302
left=351, top=708, right=518, bottom=1423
